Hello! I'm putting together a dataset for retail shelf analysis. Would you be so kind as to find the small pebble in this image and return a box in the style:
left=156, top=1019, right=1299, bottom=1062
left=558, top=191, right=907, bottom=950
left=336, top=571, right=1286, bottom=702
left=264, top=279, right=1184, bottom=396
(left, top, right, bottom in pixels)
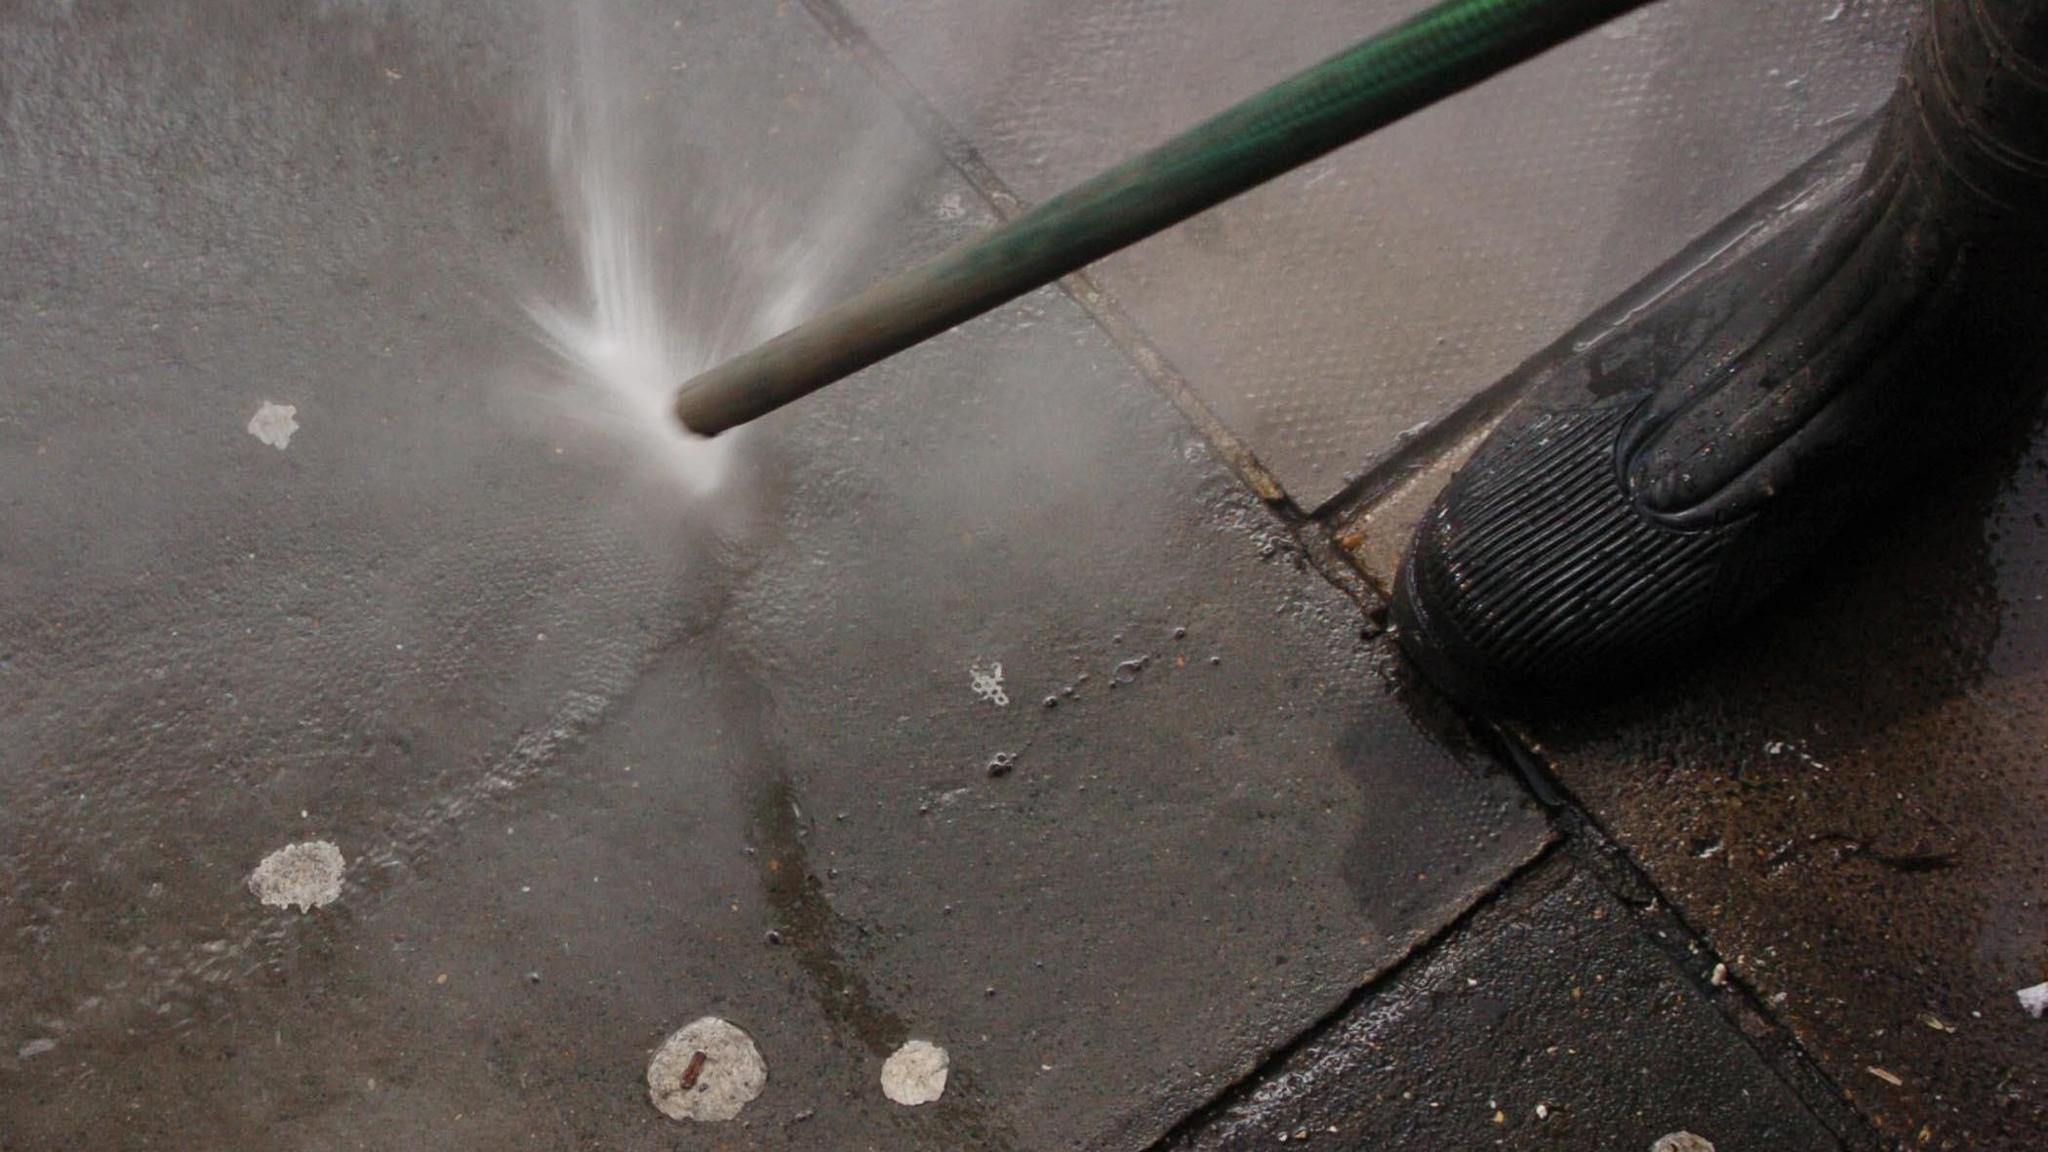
left=1650, top=1134, right=1715, bottom=1152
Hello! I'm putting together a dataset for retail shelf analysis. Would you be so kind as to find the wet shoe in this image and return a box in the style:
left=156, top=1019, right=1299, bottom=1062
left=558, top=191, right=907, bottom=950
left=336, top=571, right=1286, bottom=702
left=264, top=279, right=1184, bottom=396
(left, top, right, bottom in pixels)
left=1392, top=0, right=2048, bottom=707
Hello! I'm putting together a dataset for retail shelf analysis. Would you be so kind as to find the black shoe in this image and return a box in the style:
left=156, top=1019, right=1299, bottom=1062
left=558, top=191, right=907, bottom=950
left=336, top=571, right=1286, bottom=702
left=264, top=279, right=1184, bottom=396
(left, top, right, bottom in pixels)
left=1393, top=0, right=2048, bottom=707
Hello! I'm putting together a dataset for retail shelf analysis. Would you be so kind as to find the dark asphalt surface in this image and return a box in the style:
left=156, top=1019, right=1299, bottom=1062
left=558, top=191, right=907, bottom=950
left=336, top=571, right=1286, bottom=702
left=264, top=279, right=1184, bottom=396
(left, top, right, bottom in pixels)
left=1, top=1, right=1986, bottom=1150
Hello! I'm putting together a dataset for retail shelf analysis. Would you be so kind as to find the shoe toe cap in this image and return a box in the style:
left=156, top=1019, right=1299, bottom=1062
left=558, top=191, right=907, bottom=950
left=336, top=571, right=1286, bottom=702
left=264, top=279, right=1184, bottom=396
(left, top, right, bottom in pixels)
left=1392, top=400, right=1738, bottom=707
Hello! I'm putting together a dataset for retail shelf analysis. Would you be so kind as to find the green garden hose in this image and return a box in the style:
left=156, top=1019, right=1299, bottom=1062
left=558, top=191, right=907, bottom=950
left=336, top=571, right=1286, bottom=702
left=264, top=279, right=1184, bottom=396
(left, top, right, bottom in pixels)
left=674, top=0, right=1659, bottom=435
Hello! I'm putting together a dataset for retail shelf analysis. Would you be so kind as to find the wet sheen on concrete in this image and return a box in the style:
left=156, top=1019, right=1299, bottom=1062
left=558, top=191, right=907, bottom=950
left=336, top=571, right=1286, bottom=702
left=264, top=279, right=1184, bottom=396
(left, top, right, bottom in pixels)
left=832, top=0, right=1914, bottom=509
left=1167, top=861, right=1844, bottom=1152
left=0, top=1, right=1551, bottom=1148
left=1523, top=403, right=2048, bottom=1151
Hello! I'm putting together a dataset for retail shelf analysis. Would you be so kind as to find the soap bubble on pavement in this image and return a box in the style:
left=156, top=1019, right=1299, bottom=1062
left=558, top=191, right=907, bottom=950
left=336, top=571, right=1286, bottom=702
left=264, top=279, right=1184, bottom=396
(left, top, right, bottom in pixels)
left=969, top=660, right=1008, bottom=706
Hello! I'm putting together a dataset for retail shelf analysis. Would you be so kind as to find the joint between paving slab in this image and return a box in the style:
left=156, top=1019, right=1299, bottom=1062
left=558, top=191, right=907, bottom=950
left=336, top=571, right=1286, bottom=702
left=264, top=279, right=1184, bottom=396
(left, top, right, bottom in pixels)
left=1314, top=474, right=1885, bottom=1147
left=1488, top=720, right=1889, bottom=1152
left=795, top=0, right=1294, bottom=513
left=1139, top=839, right=1570, bottom=1152
left=1310, top=471, right=1889, bottom=1148
left=1312, top=365, right=1534, bottom=530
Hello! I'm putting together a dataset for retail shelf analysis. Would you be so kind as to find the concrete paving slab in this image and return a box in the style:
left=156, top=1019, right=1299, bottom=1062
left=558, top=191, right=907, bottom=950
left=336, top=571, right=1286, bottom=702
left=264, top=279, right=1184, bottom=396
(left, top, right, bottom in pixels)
left=1521, top=402, right=2048, bottom=1152
left=0, top=1, right=1547, bottom=1147
left=832, top=0, right=1914, bottom=509
left=1168, top=860, right=1845, bottom=1152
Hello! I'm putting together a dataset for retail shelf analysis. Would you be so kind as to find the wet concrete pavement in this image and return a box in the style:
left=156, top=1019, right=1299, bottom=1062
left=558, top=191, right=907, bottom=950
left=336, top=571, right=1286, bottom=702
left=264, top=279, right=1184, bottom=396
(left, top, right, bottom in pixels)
left=2, top=1, right=1557, bottom=1147
left=3, top=1, right=2031, bottom=1150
